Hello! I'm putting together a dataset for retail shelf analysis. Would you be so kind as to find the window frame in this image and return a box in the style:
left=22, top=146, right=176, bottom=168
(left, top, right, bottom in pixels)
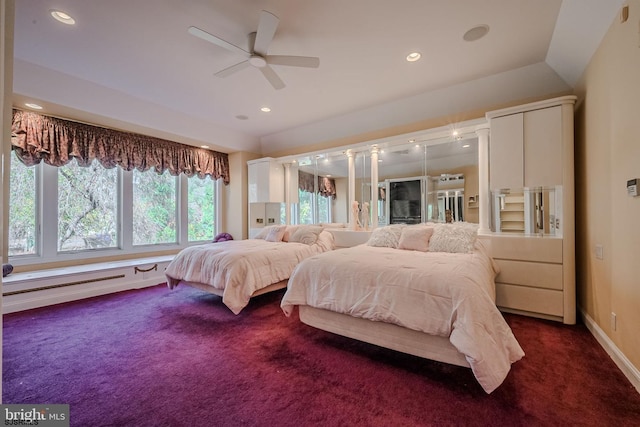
left=7, top=160, right=221, bottom=267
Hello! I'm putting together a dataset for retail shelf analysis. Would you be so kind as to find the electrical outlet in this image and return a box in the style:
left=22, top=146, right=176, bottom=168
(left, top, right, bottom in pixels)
left=611, top=312, right=617, bottom=331
left=595, top=244, right=604, bottom=260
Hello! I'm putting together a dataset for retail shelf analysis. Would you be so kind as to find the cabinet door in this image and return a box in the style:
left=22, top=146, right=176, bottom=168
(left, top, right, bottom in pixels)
left=489, top=113, right=524, bottom=190
left=524, top=106, right=562, bottom=187
left=247, top=160, right=285, bottom=203
left=264, top=203, right=283, bottom=226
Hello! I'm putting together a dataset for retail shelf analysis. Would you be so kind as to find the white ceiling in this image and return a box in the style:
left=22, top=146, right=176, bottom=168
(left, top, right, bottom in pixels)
left=12, top=0, right=623, bottom=155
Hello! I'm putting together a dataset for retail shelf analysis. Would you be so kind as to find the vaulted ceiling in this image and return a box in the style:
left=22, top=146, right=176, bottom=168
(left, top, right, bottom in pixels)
left=12, top=0, right=623, bottom=154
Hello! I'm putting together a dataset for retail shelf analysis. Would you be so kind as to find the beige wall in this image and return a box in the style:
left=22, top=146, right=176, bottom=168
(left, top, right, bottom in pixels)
left=225, top=151, right=262, bottom=240
left=574, top=1, right=640, bottom=370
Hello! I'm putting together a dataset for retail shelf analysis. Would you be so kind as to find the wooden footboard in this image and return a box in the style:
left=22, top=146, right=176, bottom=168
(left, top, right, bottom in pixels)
left=298, top=305, right=470, bottom=368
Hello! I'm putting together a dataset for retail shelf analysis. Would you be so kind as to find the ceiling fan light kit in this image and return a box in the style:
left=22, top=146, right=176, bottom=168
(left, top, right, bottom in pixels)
left=188, top=10, right=320, bottom=90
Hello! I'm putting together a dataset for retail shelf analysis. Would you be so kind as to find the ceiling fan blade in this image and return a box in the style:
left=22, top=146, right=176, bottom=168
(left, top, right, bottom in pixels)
left=253, top=10, right=279, bottom=55
left=266, top=55, right=320, bottom=68
left=259, top=65, right=285, bottom=90
left=215, top=60, right=250, bottom=78
left=188, top=26, right=249, bottom=58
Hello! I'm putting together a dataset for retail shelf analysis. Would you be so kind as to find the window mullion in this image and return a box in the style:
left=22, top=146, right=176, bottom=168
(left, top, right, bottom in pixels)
left=41, top=164, right=58, bottom=257
left=121, top=169, right=133, bottom=250
left=179, top=174, right=188, bottom=246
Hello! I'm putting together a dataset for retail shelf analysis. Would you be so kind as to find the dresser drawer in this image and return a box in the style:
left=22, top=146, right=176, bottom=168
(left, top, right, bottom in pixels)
left=489, top=235, right=562, bottom=263
left=496, top=283, right=563, bottom=317
left=494, top=259, right=563, bottom=290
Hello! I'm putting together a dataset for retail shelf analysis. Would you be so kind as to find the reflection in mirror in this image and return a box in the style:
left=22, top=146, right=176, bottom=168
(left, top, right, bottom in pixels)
left=278, top=119, right=485, bottom=228
left=377, top=137, right=479, bottom=225
left=491, top=187, right=561, bottom=235
left=293, top=152, right=349, bottom=225
left=355, top=151, right=371, bottom=227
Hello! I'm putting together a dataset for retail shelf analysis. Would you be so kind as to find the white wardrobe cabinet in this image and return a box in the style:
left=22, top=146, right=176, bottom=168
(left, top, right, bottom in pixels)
left=488, top=104, right=565, bottom=190
left=484, top=96, right=576, bottom=324
left=247, top=158, right=285, bottom=238
left=247, top=158, right=285, bottom=203
left=248, top=202, right=284, bottom=238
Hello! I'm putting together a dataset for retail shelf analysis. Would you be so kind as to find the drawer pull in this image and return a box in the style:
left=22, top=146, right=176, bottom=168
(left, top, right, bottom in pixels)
left=134, top=264, right=158, bottom=274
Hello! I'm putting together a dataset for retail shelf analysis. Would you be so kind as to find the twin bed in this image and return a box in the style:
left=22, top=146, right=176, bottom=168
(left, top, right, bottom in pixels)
left=165, top=224, right=334, bottom=314
left=166, top=222, right=524, bottom=393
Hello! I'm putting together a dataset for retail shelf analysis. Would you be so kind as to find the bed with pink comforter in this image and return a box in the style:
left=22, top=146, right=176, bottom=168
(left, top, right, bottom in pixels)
left=166, top=230, right=333, bottom=314
left=281, top=240, right=524, bottom=393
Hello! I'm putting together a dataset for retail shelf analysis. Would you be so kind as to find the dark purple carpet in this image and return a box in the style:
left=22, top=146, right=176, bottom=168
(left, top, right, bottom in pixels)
left=3, top=284, right=640, bottom=426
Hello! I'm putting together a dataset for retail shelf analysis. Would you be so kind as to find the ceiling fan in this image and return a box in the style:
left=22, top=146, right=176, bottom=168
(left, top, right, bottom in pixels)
left=188, top=10, right=320, bottom=90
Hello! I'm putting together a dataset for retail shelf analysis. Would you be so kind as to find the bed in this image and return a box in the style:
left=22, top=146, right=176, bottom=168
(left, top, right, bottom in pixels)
left=280, top=223, right=525, bottom=393
left=166, top=224, right=334, bottom=314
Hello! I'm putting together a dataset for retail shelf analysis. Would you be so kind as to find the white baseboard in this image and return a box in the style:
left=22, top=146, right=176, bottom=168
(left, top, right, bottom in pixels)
left=2, top=278, right=162, bottom=314
left=580, top=307, right=640, bottom=394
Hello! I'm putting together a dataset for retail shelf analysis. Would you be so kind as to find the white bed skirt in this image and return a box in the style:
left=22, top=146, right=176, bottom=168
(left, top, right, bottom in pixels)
left=298, top=305, right=470, bottom=368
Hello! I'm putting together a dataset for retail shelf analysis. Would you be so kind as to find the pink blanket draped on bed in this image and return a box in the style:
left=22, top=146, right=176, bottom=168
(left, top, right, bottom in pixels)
left=281, top=242, right=525, bottom=393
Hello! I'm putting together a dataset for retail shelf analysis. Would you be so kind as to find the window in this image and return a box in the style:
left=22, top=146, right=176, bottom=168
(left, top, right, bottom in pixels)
left=317, top=194, right=332, bottom=223
left=8, top=154, right=222, bottom=266
left=188, top=176, right=216, bottom=242
left=132, top=168, right=177, bottom=245
left=298, top=189, right=314, bottom=224
left=8, top=151, right=37, bottom=256
left=296, top=189, right=332, bottom=224
left=57, top=159, right=119, bottom=252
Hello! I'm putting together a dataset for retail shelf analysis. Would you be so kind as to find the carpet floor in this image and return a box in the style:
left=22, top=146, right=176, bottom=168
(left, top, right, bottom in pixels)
left=3, top=284, right=640, bottom=426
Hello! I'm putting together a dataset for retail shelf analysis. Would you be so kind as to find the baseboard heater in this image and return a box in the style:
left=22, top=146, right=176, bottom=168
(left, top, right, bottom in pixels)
left=2, top=274, right=126, bottom=297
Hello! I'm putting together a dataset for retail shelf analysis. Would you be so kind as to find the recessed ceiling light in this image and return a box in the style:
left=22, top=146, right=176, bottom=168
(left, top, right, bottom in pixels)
left=50, top=9, right=76, bottom=25
left=260, top=107, right=271, bottom=113
left=406, top=52, right=421, bottom=62
left=200, top=145, right=210, bottom=149
left=463, top=25, right=489, bottom=42
left=452, top=130, right=459, bottom=136
left=25, top=103, right=43, bottom=110
left=235, top=115, right=249, bottom=120
left=462, top=144, right=470, bottom=148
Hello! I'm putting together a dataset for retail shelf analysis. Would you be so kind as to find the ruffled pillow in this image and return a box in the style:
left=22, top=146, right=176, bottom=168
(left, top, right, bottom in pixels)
left=366, top=225, right=404, bottom=248
left=428, top=223, right=478, bottom=253
left=264, top=225, right=288, bottom=242
left=397, top=226, right=434, bottom=252
left=289, top=226, right=324, bottom=245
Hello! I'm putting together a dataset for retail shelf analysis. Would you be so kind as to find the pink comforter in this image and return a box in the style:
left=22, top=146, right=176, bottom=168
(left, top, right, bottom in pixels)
left=281, top=243, right=525, bottom=393
left=166, top=235, right=333, bottom=314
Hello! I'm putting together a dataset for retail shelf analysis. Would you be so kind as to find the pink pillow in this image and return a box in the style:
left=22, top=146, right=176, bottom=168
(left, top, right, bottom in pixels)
left=397, top=226, right=434, bottom=252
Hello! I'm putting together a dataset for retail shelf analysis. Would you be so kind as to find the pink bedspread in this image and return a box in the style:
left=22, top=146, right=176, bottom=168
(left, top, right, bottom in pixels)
left=166, top=235, right=333, bottom=314
left=281, top=242, right=525, bottom=393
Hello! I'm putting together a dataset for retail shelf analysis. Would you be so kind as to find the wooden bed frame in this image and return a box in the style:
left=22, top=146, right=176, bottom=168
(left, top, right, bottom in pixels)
left=298, top=305, right=470, bottom=368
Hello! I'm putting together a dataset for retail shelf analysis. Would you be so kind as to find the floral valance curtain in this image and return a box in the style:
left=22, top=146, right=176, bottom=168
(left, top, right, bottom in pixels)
left=10, top=109, right=230, bottom=184
left=298, top=170, right=336, bottom=199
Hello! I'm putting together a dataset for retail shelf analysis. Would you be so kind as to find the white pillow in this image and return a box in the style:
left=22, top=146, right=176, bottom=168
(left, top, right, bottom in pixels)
left=289, top=226, right=323, bottom=245
left=264, top=225, right=288, bottom=242
left=428, top=223, right=478, bottom=253
left=282, top=225, right=301, bottom=242
left=397, top=226, right=434, bottom=252
left=315, top=230, right=336, bottom=251
left=254, top=225, right=275, bottom=240
left=366, top=225, right=404, bottom=248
